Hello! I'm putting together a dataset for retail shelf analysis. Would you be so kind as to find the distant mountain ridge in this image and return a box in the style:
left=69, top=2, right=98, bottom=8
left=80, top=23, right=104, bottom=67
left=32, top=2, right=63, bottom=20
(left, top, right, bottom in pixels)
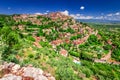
left=76, top=19, right=120, bottom=24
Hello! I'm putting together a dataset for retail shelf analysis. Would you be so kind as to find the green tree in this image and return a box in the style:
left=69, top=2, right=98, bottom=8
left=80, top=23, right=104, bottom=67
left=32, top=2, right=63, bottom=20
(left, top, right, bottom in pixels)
left=103, top=44, right=112, bottom=50
left=0, top=26, right=20, bottom=62
left=112, top=48, right=120, bottom=61
left=0, top=22, right=3, bottom=28
left=88, top=34, right=98, bottom=45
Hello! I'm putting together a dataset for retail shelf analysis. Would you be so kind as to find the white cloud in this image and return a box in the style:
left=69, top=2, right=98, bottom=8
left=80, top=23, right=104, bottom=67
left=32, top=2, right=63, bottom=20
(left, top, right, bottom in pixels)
left=79, top=16, right=93, bottom=19
left=104, top=12, right=120, bottom=20
left=80, top=6, right=85, bottom=10
left=115, top=12, right=120, bottom=15
left=35, top=12, right=48, bottom=15
left=34, top=13, right=43, bottom=15
left=34, top=11, right=120, bottom=21
left=107, top=14, right=113, bottom=16
left=70, top=11, right=120, bottom=20
left=95, top=16, right=104, bottom=19
left=44, top=12, right=48, bottom=14
left=106, top=12, right=120, bottom=16
left=70, top=14, right=93, bottom=19
left=76, top=14, right=81, bottom=16
left=60, top=10, right=69, bottom=16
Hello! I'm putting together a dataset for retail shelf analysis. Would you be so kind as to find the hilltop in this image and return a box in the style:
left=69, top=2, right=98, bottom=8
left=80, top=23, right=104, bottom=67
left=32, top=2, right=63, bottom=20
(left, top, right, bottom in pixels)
left=0, top=12, right=120, bottom=80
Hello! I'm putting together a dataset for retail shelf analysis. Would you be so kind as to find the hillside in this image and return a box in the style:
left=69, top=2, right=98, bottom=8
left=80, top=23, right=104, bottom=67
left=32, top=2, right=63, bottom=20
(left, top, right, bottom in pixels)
left=0, top=12, right=120, bottom=80
left=77, top=19, right=120, bottom=24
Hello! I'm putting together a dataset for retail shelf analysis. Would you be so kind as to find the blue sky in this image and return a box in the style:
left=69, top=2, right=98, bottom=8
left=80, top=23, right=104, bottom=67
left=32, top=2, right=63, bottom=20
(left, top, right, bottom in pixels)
left=0, top=0, right=120, bottom=20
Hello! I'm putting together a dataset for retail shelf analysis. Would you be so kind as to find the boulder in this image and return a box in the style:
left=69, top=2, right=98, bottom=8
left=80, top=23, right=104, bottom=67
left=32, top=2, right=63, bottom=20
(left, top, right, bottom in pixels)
left=0, top=74, right=22, bottom=80
left=12, top=64, right=20, bottom=73
left=34, top=75, right=48, bottom=80
left=0, top=62, right=55, bottom=80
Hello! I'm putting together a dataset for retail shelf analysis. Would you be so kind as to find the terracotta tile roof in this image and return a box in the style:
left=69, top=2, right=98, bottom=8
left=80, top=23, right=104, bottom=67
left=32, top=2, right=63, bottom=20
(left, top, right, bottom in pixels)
left=73, top=39, right=84, bottom=45
left=107, top=40, right=112, bottom=45
left=64, top=39, right=71, bottom=44
left=51, top=39, right=63, bottom=46
left=59, top=49, right=68, bottom=57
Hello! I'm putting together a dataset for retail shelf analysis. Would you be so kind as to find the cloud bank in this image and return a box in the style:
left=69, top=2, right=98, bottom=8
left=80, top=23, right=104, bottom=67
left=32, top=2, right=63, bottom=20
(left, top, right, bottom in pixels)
left=60, top=10, right=69, bottom=16
left=34, top=10, right=120, bottom=21
left=70, top=14, right=93, bottom=19
left=70, top=11, right=120, bottom=20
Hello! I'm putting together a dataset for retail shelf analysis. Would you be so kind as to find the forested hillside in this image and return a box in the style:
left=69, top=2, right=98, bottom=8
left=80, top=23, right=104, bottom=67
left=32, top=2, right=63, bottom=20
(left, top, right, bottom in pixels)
left=0, top=13, right=120, bottom=80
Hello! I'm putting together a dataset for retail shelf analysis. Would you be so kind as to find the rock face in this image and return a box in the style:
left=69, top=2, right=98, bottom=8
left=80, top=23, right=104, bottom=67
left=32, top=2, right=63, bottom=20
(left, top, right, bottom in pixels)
left=0, top=62, right=55, bottom=80
left=1, top=74, right=22, bottom=80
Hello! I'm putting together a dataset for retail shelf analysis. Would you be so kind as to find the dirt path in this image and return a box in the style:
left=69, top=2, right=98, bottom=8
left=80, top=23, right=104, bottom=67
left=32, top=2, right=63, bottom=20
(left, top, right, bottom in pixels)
left=33, top=36, right=42, bottom=48
left=94, top=50, right=120, bottom=65
left=79, top=30, right=98, bottom=45
left=94, top=50, right=112, bottom=63
left=101, top=50, right=112, bottom=61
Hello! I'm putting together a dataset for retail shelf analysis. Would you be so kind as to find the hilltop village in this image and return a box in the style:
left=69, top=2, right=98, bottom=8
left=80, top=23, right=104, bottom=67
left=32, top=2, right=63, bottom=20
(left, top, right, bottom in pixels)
left=0, top=12, right=120, bottom=80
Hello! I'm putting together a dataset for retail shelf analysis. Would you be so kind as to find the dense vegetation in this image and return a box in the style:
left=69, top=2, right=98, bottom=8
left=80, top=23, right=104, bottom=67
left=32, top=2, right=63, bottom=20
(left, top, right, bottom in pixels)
left=89, top=23, right=120, bottom=61
left=0, top=14, right=120, bottom=80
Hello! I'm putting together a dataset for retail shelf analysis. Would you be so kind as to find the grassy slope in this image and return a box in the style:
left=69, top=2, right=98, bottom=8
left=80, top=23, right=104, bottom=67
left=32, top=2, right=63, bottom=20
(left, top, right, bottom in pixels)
left=0, top=14, right=120, bottom=80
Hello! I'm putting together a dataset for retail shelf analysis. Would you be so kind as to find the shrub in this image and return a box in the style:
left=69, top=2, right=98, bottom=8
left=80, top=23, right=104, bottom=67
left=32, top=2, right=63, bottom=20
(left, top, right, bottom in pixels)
left=69, top=51, right=79, bottom=57
left=26, top=21, right=32, bottom=26
left=56, top=67, right=79, bottom=80
left=80, top=52, right=93, bottom=61
left=79, top=44, right=86, bottom=49
left=88, top=34, right=98, bottom=45
left=112, top=48, right=120, bottom=61
left=82, top=68, right=93, bottom=78
left=28, top=54, right=34, bottom=58
left=70, top=36, right=77, bottom=40
left=66, top=27, right=75, bottom=34
left=70, top=34, right=82, bottom=40
left=7, top=54, right=19, bottom=63
left=6, top=31, right=20, bottom=47
left=37, top=16, right=42, bottom=19
left=34, top=52, right=41, bottom=59
left=37, top=29, right=45, bottom=36
left=27, top=36, right=35, bottom=42
left=39, top=41, right=52, bottom=48
left=0, top=22, right=3, bottom=28
left=103, top=44, right=112, bottom=50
